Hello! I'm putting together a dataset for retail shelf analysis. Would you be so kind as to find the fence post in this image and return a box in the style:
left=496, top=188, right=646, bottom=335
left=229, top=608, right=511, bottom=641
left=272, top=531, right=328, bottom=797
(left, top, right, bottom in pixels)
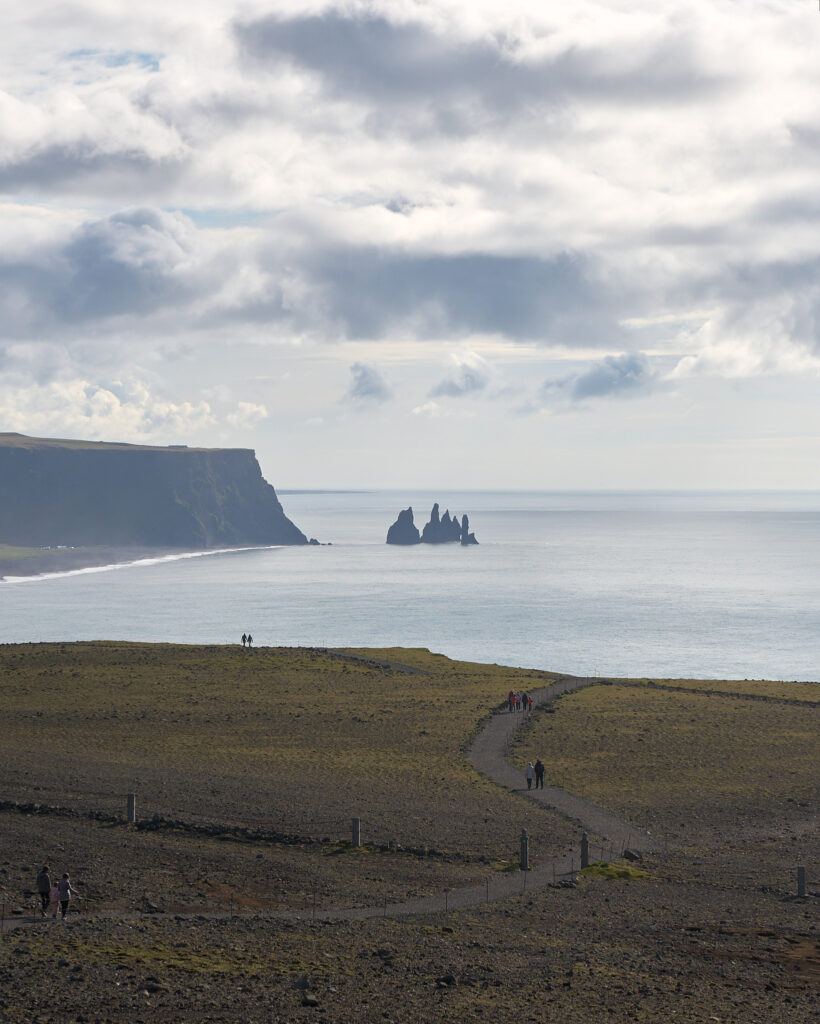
left=581, top=832, right=590, bottom=869
left=520, top=829, right=529, bottom=872
left=797, top=866, right=807, bottom=898
left=351, top=817, right=361, bottom=848
left=127, top=793, right=136, bottom=823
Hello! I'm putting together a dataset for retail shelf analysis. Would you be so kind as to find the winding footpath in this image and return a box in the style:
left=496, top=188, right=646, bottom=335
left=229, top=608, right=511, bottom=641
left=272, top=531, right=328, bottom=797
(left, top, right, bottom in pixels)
left=1, top=676, right=654, bottom=931
left=469, top=676, right=655, bottom=853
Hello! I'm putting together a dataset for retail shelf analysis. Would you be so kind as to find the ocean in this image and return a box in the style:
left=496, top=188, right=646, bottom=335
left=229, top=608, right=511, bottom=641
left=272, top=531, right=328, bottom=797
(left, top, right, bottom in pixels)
left=2, top=490, right=819, bottom=682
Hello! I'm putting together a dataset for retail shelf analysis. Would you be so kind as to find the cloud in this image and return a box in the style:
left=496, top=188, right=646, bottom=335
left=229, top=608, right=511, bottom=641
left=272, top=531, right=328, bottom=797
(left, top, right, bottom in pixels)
left=0, top=206, right=206, bottom=335
left=236, top=10, right=724, bottom=125
left=344, top=362, right=391, bottom=403
left=411, top=400, right=451, bottom=418
left=59, top=207, right=199, bottom=320
left=297, top=249, right=620, bottom=344
left=0, top=204, right=623, bottom=350
left=1, top=0, right=819, bottom=491
left=537, top=352, right=658, bottom=406
left=0, top=377, right=216, bottom=441
left=226, top=401, right=268, bottom=428
left=430, top=351, right=490, bottom=397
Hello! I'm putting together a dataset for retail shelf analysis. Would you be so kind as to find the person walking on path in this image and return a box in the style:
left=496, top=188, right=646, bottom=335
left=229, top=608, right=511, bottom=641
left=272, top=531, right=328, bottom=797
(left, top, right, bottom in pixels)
left=57, top=872, right=79, bottom=920
left=534, top=758, right=545, bottom=789
left=246, top=633, right=253, bottom=648
left=36, top=866, right=51, bottom=916
left=521, top=692, right=529, bottom=715
left=507, top=690, right=515, bottom=713
left=241, top=633, right=247, bottom=647
left=525, top=761, right=535, bottom=790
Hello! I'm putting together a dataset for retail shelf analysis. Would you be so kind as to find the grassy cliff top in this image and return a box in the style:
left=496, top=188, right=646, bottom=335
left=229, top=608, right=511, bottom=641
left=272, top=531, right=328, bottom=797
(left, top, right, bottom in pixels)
left=0, top=432, right=245, bottom=454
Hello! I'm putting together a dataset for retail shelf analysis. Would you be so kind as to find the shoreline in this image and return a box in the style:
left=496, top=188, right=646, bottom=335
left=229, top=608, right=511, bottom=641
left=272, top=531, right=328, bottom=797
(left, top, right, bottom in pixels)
left=0, top=544, right=278, bottom=583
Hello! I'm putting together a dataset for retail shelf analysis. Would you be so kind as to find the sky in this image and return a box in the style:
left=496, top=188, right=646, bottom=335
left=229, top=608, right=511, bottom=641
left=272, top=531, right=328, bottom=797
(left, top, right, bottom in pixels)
left=2, top=0, right=820, bottom=489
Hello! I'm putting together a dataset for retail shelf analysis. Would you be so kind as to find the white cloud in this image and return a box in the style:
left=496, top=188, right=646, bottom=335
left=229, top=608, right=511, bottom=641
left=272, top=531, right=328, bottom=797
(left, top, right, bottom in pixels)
left=0, top=377, right=216, bottom=441
left=430, top=349, right=491, bottom=397
left=226, top=400, right=268, bottom=427
left=0, top=1, right=819, bottom=483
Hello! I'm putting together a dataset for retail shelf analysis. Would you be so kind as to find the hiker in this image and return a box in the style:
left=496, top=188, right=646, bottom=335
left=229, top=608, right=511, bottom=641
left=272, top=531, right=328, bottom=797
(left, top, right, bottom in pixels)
left=528, top=695, right=533, bottom=714
left=534, top=758, right=545, bottom=789
left=49, top=881, right=59, bottom=919
left=521, top=692, right=529, bottom=714
left=36, top=866, right=51, bottom=916
left=241, top=633, right=247, bottom=647
left=516, top=693, right=522, bottom=712
left=246, top=633, right=253, bottom=648
left=57, top=872, right=78, bottom=920
left=525, top=762, right=535, bottom=790
left=508, top=690, right=515, bottom=713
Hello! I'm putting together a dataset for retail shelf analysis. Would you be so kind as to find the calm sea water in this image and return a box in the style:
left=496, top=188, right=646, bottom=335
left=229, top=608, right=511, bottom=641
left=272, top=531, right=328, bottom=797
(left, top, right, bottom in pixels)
left=2, top=490, right=819, bottom=682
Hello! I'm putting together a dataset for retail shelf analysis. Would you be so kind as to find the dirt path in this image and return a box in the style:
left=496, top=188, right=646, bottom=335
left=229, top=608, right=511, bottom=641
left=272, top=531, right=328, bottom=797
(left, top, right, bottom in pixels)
left=469, top=677, right=655, bottom=851
left=1, top=677, right=652, bottom=932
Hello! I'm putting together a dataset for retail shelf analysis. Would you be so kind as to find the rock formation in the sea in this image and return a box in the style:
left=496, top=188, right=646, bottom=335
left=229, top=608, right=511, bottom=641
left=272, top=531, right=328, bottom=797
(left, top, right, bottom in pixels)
left=0, top=432, right=308, bottom=548
left=421, top=503, right=464, bottom=544
left=460, top=513, right=478, bottom=546
left=386, top=507, right=421, bottom=545
left=385, top=502, right=479, bottom=545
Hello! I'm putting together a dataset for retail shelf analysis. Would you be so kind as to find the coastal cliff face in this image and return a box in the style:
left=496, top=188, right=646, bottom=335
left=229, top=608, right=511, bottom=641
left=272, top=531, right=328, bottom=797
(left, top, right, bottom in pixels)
left=0, top=433, right=307, bottom=548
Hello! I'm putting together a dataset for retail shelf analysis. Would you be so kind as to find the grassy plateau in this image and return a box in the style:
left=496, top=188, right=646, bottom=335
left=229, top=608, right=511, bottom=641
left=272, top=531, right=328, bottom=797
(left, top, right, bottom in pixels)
left=0, top=642, right=816, bottom=1024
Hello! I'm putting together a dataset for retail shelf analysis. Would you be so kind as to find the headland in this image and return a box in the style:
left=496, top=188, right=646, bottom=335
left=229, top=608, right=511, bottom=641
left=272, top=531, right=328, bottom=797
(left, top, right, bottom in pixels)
left=0, top=433, right=308, bottom=576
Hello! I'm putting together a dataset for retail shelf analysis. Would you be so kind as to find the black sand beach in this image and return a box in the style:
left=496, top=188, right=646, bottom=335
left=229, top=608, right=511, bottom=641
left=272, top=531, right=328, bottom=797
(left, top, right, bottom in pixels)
left=0, top=545, right=184, bottom=580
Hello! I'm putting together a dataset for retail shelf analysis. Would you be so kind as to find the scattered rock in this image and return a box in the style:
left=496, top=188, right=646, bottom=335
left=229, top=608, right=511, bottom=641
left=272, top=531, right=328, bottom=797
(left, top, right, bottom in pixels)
left=623, top=849, right=643, bottom=862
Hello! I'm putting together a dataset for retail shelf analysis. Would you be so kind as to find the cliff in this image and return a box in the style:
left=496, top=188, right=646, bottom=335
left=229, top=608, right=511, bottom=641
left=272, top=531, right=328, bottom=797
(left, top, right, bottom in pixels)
left=0, top=433, right=307, bottom=549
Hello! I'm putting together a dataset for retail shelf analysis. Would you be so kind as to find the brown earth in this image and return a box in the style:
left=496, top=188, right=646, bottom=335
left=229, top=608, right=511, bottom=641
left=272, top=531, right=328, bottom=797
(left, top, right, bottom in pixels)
left=0, top=643, right=816, bottom=1023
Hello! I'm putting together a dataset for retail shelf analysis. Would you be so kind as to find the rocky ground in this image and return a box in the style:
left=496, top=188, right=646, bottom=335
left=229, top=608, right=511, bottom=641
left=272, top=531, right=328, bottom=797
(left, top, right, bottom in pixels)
left=0, top=644, right=816, bottom=1022
left=0, top=845, right=816, bottom=1024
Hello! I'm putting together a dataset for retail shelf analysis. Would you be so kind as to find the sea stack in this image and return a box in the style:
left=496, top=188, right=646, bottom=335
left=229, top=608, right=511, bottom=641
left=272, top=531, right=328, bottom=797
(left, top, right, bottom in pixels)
left=421, top=503, right=464, bottom=544
left=386, top=502, right=478, bottom=545
left=460, top=514, right=478, bottom=545
left=386, top=507, right=421, bottom=545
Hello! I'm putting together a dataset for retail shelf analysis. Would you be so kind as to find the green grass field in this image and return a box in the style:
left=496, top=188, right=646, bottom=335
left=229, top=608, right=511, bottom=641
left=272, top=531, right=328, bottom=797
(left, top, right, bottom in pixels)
left=0, top=642, right=574, bottom=860
left=513, top=682, right=818, bottom=836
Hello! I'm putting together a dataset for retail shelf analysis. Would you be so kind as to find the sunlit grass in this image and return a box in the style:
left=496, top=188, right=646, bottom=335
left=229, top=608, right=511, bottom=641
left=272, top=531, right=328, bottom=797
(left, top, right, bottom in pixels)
left=0, top=642, right=574, bottom=858
left=514, top=683, right=818, bottom=830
